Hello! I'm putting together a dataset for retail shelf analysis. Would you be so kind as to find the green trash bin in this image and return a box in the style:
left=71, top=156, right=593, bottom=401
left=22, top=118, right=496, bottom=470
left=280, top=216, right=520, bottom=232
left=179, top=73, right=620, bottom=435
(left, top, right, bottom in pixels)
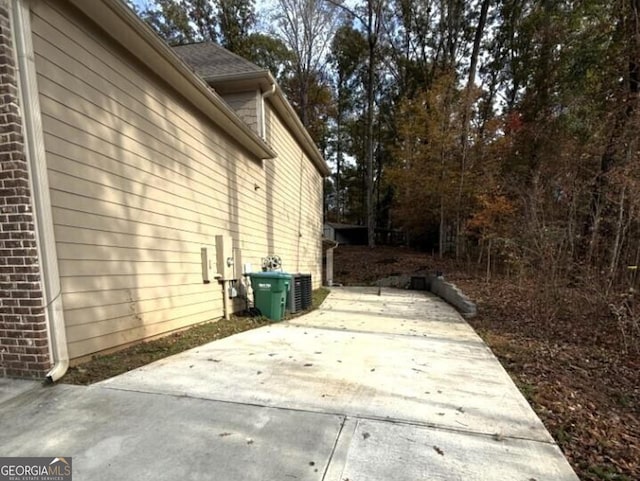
left=249, top=272, right=292, bottom=321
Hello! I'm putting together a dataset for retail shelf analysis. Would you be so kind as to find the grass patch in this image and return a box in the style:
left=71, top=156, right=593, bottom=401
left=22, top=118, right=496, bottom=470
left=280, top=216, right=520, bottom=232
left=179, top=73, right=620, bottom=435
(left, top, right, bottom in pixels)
left=554, top=426, right=573, bottom=446
left=587, top=465, right=631, bottom=481
left=312, top=287, right=331, bottom=309
left=613, top=391, right=633, bottom=408
left=515, top=381, right=537, bottom=404
left=63, top=287, right=331, bottom=385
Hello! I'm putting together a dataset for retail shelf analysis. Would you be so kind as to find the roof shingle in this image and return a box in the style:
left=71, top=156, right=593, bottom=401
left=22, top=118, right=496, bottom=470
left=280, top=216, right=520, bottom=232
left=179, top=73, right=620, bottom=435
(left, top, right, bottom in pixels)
left=172, top=42, right=265, bottom=80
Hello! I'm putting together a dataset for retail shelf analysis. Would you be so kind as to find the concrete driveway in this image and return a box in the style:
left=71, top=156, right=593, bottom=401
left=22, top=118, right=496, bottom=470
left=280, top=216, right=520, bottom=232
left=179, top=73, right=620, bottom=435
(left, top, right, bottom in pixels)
left=0, top=287, right=579, bottom=480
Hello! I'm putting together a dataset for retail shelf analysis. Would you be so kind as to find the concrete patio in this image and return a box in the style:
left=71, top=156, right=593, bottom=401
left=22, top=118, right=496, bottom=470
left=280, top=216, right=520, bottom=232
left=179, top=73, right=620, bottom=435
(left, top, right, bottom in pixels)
left=0, top=287, right=579, bottom=480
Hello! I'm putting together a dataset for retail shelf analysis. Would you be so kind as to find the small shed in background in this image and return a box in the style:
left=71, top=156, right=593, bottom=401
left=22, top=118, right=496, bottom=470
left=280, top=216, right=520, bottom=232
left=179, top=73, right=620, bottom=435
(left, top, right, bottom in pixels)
left=323, top=223, right=368, bottom=246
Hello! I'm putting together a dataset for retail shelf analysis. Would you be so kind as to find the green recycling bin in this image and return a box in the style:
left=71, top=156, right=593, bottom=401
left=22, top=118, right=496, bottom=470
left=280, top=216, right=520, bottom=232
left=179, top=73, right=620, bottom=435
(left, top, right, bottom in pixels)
left=249, top=272, right=292, bottom=321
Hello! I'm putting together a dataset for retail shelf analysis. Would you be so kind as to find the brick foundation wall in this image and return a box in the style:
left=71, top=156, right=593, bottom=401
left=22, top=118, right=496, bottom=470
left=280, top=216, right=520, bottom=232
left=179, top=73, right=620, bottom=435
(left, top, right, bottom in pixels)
left=0, top=0, right=51, bottom=378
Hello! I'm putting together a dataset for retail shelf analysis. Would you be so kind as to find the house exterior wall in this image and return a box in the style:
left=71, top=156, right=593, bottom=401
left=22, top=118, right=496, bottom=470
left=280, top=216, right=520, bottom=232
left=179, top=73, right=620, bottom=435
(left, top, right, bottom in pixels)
left=220, top=91, right=259, bottom=134
left=29, top=0, right=323, bottom=362
left=263, top=103, right=323, bottom=278
left=0, top=0, right=51, bottom=378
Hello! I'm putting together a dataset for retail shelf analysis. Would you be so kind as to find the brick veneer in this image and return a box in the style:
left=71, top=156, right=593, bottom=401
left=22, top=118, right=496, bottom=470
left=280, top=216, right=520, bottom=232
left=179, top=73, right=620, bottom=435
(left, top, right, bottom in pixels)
left=0, top=0, right=51, bottom=378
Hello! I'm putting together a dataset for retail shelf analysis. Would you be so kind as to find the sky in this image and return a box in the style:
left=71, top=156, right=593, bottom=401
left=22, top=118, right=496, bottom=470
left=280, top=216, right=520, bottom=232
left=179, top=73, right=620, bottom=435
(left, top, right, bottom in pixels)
left=129, top=0, right=279, bottom=20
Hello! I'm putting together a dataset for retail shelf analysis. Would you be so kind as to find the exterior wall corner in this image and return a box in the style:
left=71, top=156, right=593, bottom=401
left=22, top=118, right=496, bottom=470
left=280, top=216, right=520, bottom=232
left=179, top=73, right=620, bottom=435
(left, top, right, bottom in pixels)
left=0, top=0, right=51, bottom=379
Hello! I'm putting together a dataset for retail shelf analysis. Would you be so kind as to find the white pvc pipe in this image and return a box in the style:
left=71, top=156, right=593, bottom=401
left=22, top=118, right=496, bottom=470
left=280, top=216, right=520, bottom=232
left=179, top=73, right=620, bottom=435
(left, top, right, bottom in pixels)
left=12, top=0, right=69, bottom=382
left=222, top=280, right=230, bottom=321
left=260, top=83, right=276, bottom=139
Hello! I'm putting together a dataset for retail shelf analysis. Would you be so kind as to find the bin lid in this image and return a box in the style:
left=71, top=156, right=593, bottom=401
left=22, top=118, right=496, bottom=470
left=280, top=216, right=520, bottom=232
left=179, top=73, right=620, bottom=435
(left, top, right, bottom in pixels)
left=250, top=271, right=292, bottom=279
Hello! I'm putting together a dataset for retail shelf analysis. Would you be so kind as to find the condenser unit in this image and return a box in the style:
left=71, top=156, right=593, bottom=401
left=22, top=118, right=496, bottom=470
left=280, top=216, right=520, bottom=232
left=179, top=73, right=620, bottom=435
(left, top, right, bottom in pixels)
left=287, top=273, right=312, bottom=313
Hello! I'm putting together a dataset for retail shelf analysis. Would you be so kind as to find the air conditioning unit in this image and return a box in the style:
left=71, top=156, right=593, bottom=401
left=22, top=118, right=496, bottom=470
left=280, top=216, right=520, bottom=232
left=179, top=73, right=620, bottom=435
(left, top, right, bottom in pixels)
left=287, top=273, right=312, bottom=313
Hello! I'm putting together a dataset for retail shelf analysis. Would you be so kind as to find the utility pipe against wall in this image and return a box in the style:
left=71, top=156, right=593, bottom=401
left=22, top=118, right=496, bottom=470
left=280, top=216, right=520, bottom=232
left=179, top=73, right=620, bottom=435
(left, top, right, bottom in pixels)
left=12, top=0, right=69, bottom=382
left=259, top=83, right=276, bottom=139
left=221, top=280, right=230, bottom=321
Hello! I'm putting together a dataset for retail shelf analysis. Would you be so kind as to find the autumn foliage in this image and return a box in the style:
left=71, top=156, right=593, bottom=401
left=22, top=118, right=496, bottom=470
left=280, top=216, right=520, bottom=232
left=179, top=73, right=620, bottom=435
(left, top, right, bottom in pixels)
left=137, top=1, right=640, bottom=478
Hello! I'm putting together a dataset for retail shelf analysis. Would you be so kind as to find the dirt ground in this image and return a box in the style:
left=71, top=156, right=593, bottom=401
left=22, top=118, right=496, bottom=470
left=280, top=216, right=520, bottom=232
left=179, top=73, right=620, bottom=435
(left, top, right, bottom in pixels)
left=334, top=245, right=639, bottom=481
left=63, top=288, right=330, bottom=385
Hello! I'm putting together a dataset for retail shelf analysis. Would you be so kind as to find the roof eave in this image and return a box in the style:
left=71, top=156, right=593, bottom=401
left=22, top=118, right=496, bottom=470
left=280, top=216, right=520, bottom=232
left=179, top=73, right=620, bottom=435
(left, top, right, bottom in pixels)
left=67, top=0, right=276, bottom=160
left=206, top=71, right=273, bottom=94
left=207, top=70, right=330, bottom=177
left=203, top=69, right=271, bottom=85
left=270, top=83, right=331, bottom=177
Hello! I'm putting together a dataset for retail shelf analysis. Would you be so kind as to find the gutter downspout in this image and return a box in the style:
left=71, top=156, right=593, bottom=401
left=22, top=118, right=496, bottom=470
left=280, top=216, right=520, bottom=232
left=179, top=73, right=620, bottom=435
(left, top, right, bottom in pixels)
left=12, top=0, right=69, bottom=382
left=260, top=83, right=276, bottom=139
left=221, top=280, right=230, bottom=321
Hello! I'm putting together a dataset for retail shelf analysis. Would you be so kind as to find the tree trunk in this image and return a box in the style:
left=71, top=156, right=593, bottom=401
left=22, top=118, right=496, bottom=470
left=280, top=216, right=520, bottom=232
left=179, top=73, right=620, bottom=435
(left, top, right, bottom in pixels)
left=439, top=197, right=445, bottom=258
left=336, top=76, right=344, bottom=221
left=609, top=185, right=626, bottom=282
left=583, top=0, right=640, bottom=264
left=366, top=43, right=375, bottom=247
left=486, top=238, right=492, bottom=282
left=455, top=0, right=491, bottom=259
left=584, top=122, right=622, bottom=264
left=365, top=1, right=381, bottom=248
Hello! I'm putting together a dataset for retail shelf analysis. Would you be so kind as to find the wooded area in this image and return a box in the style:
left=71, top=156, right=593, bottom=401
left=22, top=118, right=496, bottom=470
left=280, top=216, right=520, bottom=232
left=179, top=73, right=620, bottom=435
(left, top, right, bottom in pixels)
left=130, top=2, right=638, bottom=478
left=122, top=0, right=640, bottom=480
left=134, top=0, right=639, bottom=346
left=138, top=2, right=637, bottom=243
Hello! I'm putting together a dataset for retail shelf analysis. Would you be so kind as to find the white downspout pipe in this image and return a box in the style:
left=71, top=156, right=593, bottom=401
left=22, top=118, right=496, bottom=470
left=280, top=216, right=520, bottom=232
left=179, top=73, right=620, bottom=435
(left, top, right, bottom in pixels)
left=12, top=0, right=69, bottom=382
left=260, top=83, right=276, bottom=139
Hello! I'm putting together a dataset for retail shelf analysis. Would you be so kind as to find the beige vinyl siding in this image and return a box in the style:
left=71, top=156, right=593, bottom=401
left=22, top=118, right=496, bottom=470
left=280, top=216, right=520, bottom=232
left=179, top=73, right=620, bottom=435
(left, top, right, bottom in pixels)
left=221, top=91, right=259, bottom=134
left=264, top=104, right=324, bottom=278
left=31, top=0, right=323, bottom=360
